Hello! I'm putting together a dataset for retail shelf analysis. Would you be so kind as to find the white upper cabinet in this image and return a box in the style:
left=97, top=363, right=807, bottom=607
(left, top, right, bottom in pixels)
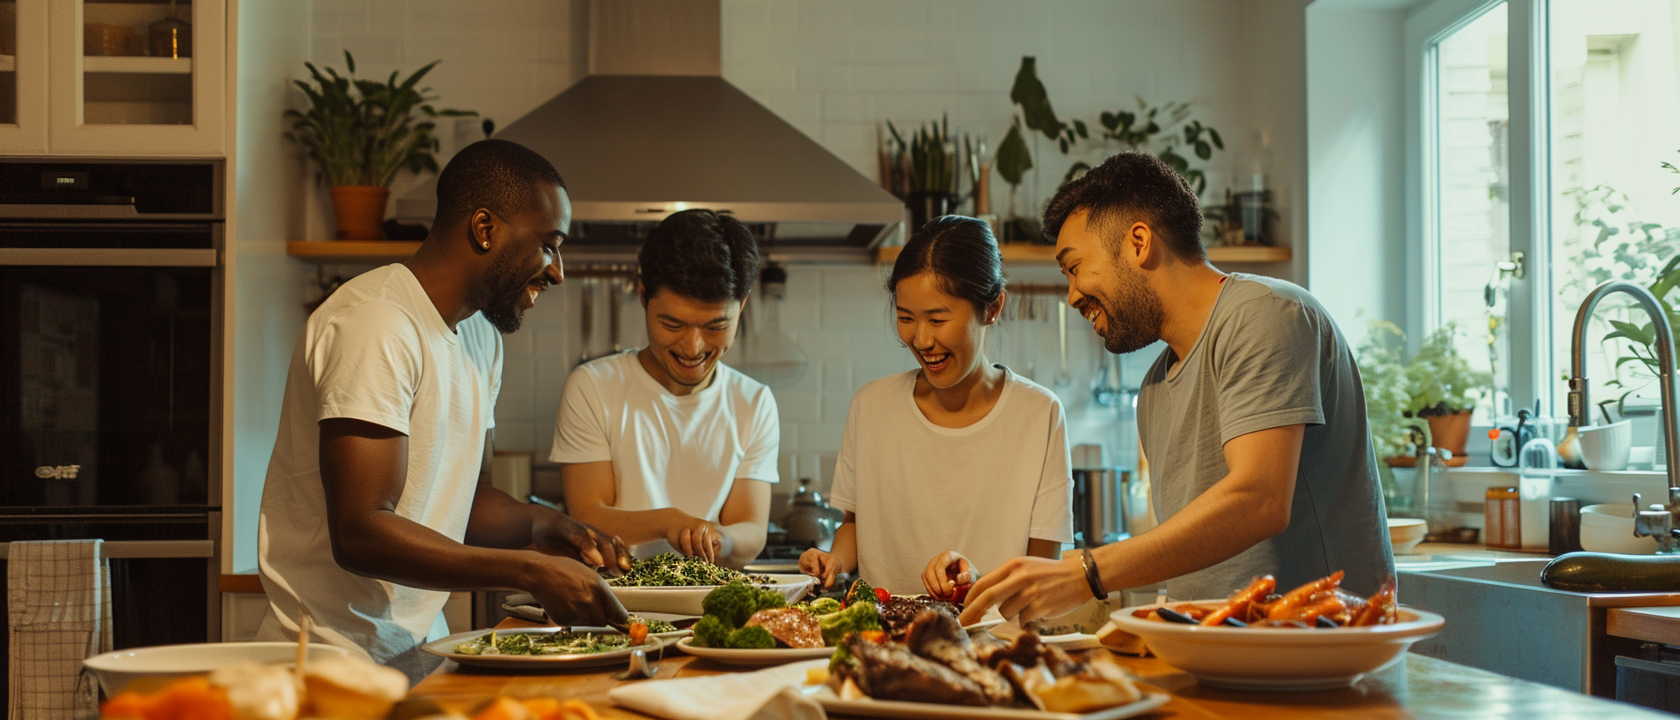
left=0, top=0, right=225, bottom=156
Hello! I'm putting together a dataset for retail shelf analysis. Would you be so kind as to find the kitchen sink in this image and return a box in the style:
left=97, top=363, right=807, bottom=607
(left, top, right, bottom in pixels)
left=1416, top=559, right=1549, bottom=587
left=1399, top=558, right=1680, bottom=695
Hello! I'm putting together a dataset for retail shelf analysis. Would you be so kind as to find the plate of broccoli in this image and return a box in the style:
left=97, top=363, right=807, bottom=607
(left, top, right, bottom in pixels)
left=675, top=580, right=887, bottom=667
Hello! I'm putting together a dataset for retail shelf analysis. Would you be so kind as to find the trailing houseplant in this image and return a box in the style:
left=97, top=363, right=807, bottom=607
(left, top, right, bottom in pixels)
left=286, top=51, right=474, bottom=240
left=994, top=56, right=1226, bottom=243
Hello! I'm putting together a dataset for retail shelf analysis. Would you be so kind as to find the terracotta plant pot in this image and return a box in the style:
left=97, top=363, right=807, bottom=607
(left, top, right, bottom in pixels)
left=1425, top=411, right=1473, bottom=466
left=329, top=185, right=389, bottom=240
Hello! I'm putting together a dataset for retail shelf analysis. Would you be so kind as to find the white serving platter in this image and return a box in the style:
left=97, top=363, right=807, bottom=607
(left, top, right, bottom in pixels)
left=610, top=573, right=814, bottom=615
left=804, top=685, right=1171, bottom=720
left=673, top=637, right=834, bottom=667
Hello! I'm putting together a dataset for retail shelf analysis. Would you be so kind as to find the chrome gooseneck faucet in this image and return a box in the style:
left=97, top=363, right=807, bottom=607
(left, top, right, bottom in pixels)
left=1569, top=281, right=1680, bottom=551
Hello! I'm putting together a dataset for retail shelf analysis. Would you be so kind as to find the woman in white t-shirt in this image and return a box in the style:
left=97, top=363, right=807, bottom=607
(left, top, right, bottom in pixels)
left=799, top=216, right=1075, bottom=596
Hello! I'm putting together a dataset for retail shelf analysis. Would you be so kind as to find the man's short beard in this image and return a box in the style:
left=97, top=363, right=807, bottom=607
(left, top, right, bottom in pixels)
left=1095, top=264, right=1164, bottom=355
left=481, top=251, right=528, bottom=335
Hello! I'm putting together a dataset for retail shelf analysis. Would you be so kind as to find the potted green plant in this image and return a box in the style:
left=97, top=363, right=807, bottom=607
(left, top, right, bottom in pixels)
left=1356, top=320, right=1418, bottom=467
left=1356, top=320, right=1492, bottom=467
left=1404, top=322, right=1493, bottom=463
left=286, top=51, right=474, bottom=240
left=994, top=56, right=1226, bottom=244
left=886, top=117, right=963, bottom=230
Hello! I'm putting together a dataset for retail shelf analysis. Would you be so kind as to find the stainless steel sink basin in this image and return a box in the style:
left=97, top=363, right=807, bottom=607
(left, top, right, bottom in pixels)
left=1398, top=557, right=1675, bottom=694
left=1416, top=559, right=1549, bottom=587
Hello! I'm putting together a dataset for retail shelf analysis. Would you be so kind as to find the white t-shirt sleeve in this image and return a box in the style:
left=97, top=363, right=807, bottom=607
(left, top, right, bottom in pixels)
left=828, top=393, right=862, bottom=514
left=736, top=386, right=780, bottom=484
left=1029, top=398, right=1076, bottom=544
left=549, top=366, right=612, bottom=464
left=309, top=301, right=422, bottom=435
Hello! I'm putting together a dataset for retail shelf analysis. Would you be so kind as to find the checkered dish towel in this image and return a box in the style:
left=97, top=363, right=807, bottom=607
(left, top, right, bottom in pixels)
left=8, top=539, right=112, bottom=720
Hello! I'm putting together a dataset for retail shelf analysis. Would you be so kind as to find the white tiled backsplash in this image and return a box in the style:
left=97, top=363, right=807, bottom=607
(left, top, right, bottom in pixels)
left=491, top=263, right=1154, bottom=509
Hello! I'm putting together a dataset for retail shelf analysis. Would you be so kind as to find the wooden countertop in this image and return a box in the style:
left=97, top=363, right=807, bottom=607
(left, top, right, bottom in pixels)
left=409, top=619, right=1670, bottom=719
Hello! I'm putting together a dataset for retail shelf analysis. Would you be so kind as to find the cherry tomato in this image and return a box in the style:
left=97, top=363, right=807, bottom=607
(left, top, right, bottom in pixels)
left=627, top=621, right=649, bottom=646
left=874, top=587, right=891, bottom=604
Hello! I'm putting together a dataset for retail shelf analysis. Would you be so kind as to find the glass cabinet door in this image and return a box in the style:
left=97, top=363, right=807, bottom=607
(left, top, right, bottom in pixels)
left=0, top=0, right=48, bottom=153
left=47, top=0, right=223, bottom=155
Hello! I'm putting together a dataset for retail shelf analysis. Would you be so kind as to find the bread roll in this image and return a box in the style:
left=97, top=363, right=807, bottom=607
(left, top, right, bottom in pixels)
left=301, top=655, right=408, bottom=719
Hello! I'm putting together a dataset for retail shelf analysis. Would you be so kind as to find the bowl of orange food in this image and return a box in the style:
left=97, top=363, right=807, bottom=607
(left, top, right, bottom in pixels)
left=1109, top=573, right=1444, bottom=691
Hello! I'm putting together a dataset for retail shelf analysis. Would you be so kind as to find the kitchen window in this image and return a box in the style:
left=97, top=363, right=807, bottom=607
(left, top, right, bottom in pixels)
left=1416, top=0, right=1680, bottom=425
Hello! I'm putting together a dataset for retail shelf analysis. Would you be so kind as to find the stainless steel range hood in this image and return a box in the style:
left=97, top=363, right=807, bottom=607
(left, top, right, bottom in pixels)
left=396, top=0, right=905, bottom=262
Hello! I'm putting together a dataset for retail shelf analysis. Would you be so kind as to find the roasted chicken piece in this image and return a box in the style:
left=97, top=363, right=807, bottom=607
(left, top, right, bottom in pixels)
left=904, top=610, right=1014, bottom=705
left=834, top=633, right=991, bottom=706
left=744, top=607, right=823, bottom=648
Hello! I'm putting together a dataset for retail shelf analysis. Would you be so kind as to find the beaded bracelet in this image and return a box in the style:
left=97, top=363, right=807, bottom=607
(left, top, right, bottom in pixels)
left=1079, top=547, right=1106, bottom=600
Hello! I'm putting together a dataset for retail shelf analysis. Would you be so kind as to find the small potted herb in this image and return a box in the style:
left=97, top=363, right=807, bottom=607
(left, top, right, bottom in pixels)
left=286, top=51, right=474, bottom=240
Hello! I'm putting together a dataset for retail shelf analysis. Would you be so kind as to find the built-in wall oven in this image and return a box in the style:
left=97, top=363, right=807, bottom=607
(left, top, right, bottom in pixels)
left=0, top=159, right=222, bottom=705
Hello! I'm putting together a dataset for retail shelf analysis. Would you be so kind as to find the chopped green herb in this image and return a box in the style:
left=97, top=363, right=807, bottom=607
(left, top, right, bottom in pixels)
left=626, top=615, right=678, bottom=634
left=452, top=630, right=633, bottom=656
left=607, top=552, right=774, bottom=587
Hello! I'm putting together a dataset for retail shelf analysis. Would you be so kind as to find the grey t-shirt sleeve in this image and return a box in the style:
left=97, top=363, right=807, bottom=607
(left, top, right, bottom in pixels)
left=1214, top=296, right=1327, bottom=443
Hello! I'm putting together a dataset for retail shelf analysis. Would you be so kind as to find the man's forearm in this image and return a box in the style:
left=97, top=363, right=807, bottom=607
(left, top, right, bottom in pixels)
left=717, top=521, right=766, bottom=569
left=568, top=503, right=674, bottom=547
left=463, top=485, right=542, bottom=549
left=335, top=510, right=545, bottom=593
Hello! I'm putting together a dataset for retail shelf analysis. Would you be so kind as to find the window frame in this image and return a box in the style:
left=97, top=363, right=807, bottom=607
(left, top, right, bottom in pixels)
left=1405, top=0, right=1553, bottom=418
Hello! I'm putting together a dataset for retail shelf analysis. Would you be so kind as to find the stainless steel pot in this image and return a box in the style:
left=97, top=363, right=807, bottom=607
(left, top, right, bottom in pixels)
left=1073, top=468, right=1128, bottom=547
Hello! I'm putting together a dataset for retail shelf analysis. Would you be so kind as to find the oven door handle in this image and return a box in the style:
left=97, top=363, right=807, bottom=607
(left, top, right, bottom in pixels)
left=0, top=204, right=141, bottom=220
left=0, top=540, right=214, bottom=559
left=0, top=248, right=217, bottom=267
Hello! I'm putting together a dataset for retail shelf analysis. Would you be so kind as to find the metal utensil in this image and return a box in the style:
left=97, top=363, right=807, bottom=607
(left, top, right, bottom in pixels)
left=612, top=647, right=659, bottom=680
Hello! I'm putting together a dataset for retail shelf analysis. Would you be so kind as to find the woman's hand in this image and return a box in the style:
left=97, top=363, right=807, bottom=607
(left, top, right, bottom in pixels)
left=922, top=551, right=974, bottom=600
left=663, top=510, right=724, bottom=563
left=799, top=547, right=841, bottom=589
left=957, top=555, right=1090, bottom=625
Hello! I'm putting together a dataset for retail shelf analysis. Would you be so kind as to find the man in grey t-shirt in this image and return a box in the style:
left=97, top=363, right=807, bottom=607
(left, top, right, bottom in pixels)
left=962, top=152, right=1392, bottom=624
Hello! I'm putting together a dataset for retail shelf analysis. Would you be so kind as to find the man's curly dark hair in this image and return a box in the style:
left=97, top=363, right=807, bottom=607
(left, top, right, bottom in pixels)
left=1041, top=151, right=1205, bottom=262
left=638, top=209, right=759, bottom=303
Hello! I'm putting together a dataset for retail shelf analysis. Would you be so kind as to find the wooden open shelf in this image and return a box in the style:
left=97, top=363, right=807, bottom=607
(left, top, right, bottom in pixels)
left=289, top=240, right=1292, bottom=266
left=287, top=240, right=420, bottom=263
left=873, top=243, right=1290, bottom=265
left=83, top=56, right=194, bottom=74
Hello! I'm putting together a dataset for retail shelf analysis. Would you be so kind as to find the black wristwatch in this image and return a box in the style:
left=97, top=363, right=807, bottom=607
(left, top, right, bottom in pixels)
left=1079, top=548, right=1106, bottom=599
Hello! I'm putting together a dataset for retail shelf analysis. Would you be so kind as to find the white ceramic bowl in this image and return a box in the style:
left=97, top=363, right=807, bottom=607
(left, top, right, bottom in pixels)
left=1387, top=518, right=1428, bottom=555
left=1577, top=421, right=1633, bottom=471
left=1579, top=503, right=1655, bottom=555
left=608, top=573, right=814, bottom=615
left=83, top=642, right=353, bottom=696
left=1110, top=603, right=1444, bottom=691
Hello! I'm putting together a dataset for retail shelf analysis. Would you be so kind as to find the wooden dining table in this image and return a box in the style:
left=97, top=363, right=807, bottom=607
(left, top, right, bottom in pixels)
left=409, top=618, right=1672, bottom=719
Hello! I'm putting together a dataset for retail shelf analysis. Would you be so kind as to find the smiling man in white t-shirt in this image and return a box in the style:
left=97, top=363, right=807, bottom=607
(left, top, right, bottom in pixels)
left=551, top=209, right=778, bottom=569
left=257, top=140, right=630, bottom=682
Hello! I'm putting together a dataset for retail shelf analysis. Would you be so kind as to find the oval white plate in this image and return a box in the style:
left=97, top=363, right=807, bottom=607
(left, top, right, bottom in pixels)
left=421, top=627, right=660, bottom=670
left=609, top=574, right=815, bottom=615
left=1111, top=601, right=1445, bottom=690
left=84, top=642, right=352, bottom=696
left=674, top=637, right=834, bottom=667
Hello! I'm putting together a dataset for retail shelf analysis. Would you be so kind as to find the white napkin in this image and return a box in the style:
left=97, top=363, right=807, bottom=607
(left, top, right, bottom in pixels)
left=608, top=658, right=827, bottom=720
left=8, top=539, right=112, bottom=720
